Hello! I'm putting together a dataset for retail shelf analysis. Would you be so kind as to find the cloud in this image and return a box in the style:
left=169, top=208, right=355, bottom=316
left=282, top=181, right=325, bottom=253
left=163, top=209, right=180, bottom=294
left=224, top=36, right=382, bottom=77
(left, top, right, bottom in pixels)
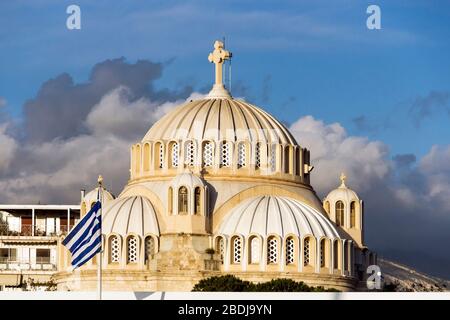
left=290, top=115, right=450, bottom=278
left=409, top=91, right=450, bottom=127
left=21, top=57, right=192, bottom=144
left=0, top=97, right=6, bottom=108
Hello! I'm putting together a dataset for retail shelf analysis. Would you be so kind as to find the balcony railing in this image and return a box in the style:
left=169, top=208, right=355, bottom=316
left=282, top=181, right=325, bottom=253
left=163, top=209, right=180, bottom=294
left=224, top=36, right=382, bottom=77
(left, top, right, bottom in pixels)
left=0, top=258, right=56, bottom=271
left=0, top=223, right=70, bottom=237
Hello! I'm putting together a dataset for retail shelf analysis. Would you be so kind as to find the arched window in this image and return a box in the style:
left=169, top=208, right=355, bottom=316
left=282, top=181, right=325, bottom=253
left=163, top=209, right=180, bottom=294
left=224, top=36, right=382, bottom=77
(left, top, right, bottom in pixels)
left=270, top=144, right=277, bottom=172
left=232, top=237, right=242, bottom=264
left=237, top=142, right=246, bottom=168
left=267, top=236, right=278, bottom=264
left=155, top=142, right=163, bottom=169
left=336, top=201, right=344, bottom=226
left=350, top=202, right=356, bottom=228
left=143, top=143, right=150, bottom=172
left=303, top=238, right=310, bottom=266
left=170, top=142, right=179, bottom=168
left=284, top=146, right=290, bottom=174
left=220, top=141, right=231, bottom=167
left=286, top=237, right=295, bottom=265
left=255, top=143, right=261, bottom=169
left=295, top=147, right=300, bottom=175
left=178, top=187, right=188, bottom=214
left=333, top=241, right=339, bottom=269
left=202, top=141, right=214, bottom=167
left=168, top=187, right=173, bottom=214
left=109, top=236, right=120, bottom=263
left=249, top=236, right=260, bottom=264
left=185, top=141, right=195, bottom=166
left=324, top=201, right=330, bottom=214
left=194, top=187, right=201, bottom=215
left=135, top=144, right=141, bottom=174
left=127, top=236, right=138, bottom=263
left=216, top=237, right=225, bottom=262
left=320, top=239, right=326, bottom=267
left=144, top=236, right=155, bottom=263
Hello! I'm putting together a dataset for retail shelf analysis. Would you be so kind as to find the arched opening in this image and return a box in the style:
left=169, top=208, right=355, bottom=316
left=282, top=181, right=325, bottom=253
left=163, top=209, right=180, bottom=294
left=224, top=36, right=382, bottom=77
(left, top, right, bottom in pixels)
left=194, top=187, right=201, bottom=215
left=215, top=236, right=225, bottom=263
left=267, top=236, right=278, bottom=264
left=333, top=240, right=339, bottom=269
left=303, top=237, right=311, bottom=267
left=135, top=144, right=141, bottom=174
left=249, top=236, right=260, bottom=264
left=336, top=201, right=344, bottom=226
left=185, top=140, right=195, bottom=167
left=284, top=146, right=290, bottom=174
left=168, top=187, right=173, bottom=214
left=169, top=142, right=179, bottom=168
left=127, top=236, right=138, bottom=264
left=350, top=201, right=356, bottom=228
left=231, top=236, right=242, bottom=264
left=202, top=141, right=214, bottom=167
left=109, top=235, right=120, bottom=263
left=285, top=237, right=295, bottom=265
left=237, top=142, right=246, bottom=168
left=295, top=147, right=300, bottom=175
left=178, top=187, right=188, bottom=214
left=324, top=201, right=330, bottom=214
left=270, top=144, right=277, bottom=172
left=220, top=141, right=231, bottom=167
left=143, top=143, right=150, bottom=172
left=144, top=236, right=155, bottom=264
left=255, top=143, right=261, bottom=169
left=154, top=142, right=163, bottom=169
left=320, top=239, right=326, bottom=268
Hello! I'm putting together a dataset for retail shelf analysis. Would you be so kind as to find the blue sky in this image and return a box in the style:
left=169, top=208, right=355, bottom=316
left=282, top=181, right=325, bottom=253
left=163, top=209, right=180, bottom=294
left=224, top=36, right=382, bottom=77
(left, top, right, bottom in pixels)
left=1, top=0, right=450, bottom=159
left=1, top=1, right=450, bottom=278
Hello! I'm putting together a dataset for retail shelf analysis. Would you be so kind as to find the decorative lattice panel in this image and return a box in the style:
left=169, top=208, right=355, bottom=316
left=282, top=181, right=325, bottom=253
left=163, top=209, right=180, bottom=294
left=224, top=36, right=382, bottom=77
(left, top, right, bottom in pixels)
left=286, top=238, right=295, bottom=265
left=267, top=237, right=278, bottom=264
left=203, top=142, right=214, bottom=167
left=185, top=141, right=195, bottom=166
left=237, top=143, right=246, bottom=168
left=255, top=143, right=261, bottom=168
left=250, top=237, right=260, bottom=264
left=320, top=241, right=325, bottom=267
left=270, top=145, right=277, bottom=172
left=110, top=236, right=120, bottom=263
left=171, top=143, right=179, bottom=167
left=145, top=237, right=155, bottom=261
left=220, top=142, right=231, bottom=167
left=127, top=237, right=138, bottom=263
left=218, top=238, right=225, bottom=262
left=233, top=237, right=242, bottom=263
left=158, top=143, right=164, bottom=168
left=303, top=238, right=310, bottom=266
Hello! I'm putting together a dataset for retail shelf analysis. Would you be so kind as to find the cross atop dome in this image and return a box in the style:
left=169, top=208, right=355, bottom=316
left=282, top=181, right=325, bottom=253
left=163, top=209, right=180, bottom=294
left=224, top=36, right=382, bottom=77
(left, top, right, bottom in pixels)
left=339, top=172, right=347, bottom=188
left=207, top=40, right=232, bottom=99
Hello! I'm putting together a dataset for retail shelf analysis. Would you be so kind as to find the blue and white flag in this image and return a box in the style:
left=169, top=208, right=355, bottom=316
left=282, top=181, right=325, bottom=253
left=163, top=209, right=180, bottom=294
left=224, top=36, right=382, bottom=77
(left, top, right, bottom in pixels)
left=62, top=201, right=102, bottom=269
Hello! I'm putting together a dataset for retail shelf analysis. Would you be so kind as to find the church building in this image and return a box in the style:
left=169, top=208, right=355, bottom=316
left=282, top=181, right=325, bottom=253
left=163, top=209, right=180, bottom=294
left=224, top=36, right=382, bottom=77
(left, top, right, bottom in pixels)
left=53, top=41, right=376, bottom=291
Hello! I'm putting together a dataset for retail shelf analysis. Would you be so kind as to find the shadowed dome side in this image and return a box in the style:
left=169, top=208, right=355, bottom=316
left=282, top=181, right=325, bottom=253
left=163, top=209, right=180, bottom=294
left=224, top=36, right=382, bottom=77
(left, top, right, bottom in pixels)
left=102, top=196, right=159, bottom=236
left=142, top=98, right=298, bottom=146
left=217, top=195, right=341, bottom=239
left=83, top=187, right=115, bottom=204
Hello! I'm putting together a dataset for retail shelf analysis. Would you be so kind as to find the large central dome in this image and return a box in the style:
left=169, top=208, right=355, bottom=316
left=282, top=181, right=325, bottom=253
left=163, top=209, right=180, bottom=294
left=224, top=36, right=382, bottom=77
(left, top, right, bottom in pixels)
left=142, top=97, right=298, bottom=145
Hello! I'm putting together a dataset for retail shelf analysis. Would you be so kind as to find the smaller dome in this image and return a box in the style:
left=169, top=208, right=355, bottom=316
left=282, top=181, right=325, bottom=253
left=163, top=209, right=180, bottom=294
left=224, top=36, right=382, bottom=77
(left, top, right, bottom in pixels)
left=102, top=196, right=159, bottom=237
left=218, top=196, right=342, bottom=239
left=324, top=173, right=360, bottom=204
left=170, top=172, right=205, bottom=189
left=84, top=187, right=115, bottom=204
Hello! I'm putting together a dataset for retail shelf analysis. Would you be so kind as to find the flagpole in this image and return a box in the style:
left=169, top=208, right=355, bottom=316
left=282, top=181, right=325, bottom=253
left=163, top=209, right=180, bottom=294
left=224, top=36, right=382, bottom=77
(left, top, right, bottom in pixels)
left=97, top=175, right=103, bottom=300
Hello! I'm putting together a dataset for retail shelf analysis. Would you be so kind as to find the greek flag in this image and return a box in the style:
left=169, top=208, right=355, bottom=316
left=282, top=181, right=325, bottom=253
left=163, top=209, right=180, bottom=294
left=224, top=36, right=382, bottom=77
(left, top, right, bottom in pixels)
left=62, top=201, right=102, bottom=269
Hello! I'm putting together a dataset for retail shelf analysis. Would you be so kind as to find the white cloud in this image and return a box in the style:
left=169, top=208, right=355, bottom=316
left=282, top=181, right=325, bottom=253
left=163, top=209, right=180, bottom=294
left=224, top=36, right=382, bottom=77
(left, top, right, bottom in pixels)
left=0, top=124, right=17, bottom=172
left=0, top=97, right=6, bottom=107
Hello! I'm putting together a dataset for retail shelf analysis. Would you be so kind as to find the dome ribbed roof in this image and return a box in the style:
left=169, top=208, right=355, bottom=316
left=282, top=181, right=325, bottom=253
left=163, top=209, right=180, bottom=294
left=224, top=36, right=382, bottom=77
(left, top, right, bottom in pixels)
left=218, top=196, right=341, bottom=239
left=102, top=196, right=159, bottom=236
left=142, top=98, right=297, bottom=145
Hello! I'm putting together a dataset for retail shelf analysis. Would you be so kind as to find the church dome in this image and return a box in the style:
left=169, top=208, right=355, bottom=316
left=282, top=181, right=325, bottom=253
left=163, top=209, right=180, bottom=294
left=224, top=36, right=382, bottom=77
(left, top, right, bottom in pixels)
left=170, top=172, right=205, bottom=189
left=102, top=196, right=160, bottom=236
left=217, top=195, right=341, bottom=239
left=324, top=173, right=360, bottom=204
left=142, top=98, right=297, bottom=145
